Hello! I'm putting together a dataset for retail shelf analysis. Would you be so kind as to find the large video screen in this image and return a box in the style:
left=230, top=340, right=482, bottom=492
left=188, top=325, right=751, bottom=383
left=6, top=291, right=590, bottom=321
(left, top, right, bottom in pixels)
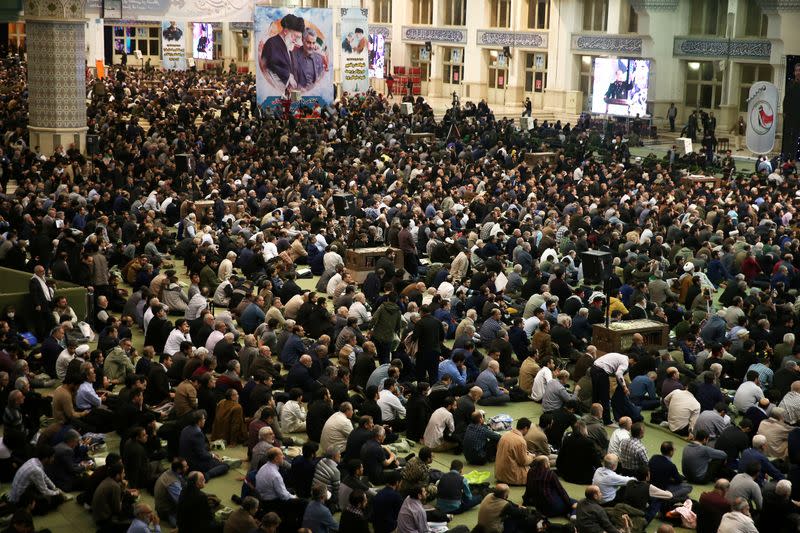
left=591, top=58, right=650, bottom=117
left=192, top=22, right=214, bottom=60
left=368, top=33, right=385, bottom=79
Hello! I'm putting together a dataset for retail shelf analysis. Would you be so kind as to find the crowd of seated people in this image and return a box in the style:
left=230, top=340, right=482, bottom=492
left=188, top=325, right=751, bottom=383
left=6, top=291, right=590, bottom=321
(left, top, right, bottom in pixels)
left=3, top=42, right=800, bottom=533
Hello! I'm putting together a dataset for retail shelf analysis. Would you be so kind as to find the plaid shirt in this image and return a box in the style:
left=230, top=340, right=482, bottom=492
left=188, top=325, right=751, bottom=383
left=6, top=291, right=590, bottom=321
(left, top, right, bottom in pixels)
left=618, top=437, right=649, bottom=472
left=462, top=423, right=502, bottom=463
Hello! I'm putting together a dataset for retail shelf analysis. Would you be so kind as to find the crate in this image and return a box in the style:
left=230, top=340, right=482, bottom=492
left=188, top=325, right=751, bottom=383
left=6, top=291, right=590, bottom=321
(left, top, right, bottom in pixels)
left=345, top=247, right=404, bottom=283
left=592, top=320, right=669, bottom=354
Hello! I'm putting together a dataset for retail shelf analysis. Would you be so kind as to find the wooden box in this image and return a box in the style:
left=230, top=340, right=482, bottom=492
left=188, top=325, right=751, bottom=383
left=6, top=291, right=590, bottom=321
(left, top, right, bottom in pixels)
left=684, top=174, right=721, bottom=189
left=592, top=320, right=669, bottom=354
left=524, top=152, right=556, bottom=166
left=193, top=200, right=235, bottom=219
left=345, top=247, right=404, bottom=283
left=406, top=132, right=435, bottom=144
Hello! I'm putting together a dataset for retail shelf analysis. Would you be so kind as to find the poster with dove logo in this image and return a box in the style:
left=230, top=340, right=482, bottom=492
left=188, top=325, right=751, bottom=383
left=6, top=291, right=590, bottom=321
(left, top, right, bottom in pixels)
left=746, top=81, right=778, bottom=154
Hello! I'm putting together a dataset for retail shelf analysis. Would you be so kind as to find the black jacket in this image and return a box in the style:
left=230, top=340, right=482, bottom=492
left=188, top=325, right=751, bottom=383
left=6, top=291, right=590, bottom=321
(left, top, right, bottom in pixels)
left=413, top=314, right=443, bottom=354
left=145, top=364, right=170, bottom=405
left=176, top=485, right=215, bottom=533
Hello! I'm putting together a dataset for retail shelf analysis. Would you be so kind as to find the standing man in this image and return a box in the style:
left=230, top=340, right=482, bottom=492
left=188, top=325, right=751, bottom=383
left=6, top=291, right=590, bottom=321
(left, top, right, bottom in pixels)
left=398, top=220, right=418, bottom=279
left=667, top=103, right=678, bottom=132
left=591, top=352, right=635, bottom=425
left=522, top=97, right=532, bottom=117
left=413, top=305, right=444, bottom=385
left=29, top=264, right=53, bottom=339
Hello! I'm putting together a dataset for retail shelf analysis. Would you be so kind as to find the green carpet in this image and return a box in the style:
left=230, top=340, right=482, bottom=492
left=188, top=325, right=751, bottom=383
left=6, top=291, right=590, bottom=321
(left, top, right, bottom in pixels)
left=30, top=265, right=704, bottom=532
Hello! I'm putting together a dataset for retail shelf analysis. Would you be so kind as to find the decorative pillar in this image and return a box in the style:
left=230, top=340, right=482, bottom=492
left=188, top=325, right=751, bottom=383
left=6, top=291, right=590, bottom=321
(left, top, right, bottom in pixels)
left=24, top=0, right=88, bottom=156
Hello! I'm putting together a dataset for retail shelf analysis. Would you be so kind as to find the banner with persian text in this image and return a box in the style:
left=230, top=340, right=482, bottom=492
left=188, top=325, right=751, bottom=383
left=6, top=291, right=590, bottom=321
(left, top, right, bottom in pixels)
left=161, top=21, right=186, bottom=70
left=340, top=8, right=369, bottom=94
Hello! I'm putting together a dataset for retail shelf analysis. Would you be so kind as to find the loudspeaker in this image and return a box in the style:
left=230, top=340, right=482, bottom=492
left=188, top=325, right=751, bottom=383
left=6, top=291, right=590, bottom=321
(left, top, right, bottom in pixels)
left=242, top=29, right=249, bottom=39
left=502, top=45, right=511, bottom=59
left=581, top=250, right=612, bottom=285
left=520, top=116, right=534, bottom=130
left=86, top=134, right=101, bottom=155
left=332, top=193, right=356, bottom=216
left=175, top=153, right=194, bottom=174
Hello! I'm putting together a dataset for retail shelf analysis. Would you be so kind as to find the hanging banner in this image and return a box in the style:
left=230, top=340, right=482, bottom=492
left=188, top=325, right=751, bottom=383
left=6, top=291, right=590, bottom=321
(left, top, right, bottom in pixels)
left=746, top=81, right=778, bottom=154
left=368, top=32, right=385, bottom=79
left=87, top=0, right=252, bottom=22
left=340, top=8, right=369, bottom=94
left=161, top=21, right=187, bottom=70
left=255, top=6, right=333, bottom=109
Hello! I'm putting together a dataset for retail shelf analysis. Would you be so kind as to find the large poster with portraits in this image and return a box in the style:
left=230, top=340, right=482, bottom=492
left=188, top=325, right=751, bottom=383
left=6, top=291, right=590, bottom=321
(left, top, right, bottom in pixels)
left=255, top=6, right=333, bottom=108
left=161, top=21, right=187, bottom=70
left=340, top=8, right=369, bottom=94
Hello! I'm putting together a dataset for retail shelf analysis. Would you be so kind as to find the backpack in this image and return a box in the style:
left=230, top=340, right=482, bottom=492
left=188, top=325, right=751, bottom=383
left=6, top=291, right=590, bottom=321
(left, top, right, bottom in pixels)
left=488, top=414, right=513, bottom=431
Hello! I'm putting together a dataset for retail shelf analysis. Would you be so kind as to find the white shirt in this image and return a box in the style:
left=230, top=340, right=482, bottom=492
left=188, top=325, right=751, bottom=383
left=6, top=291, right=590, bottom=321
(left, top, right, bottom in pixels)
left=218, top=258, right=234, bottom=281
left=319, top=411, right=353, bottom=453
left=378, top=389, right=406, bottom=421
left=523, top=316, right=540, bottom=338
left=608, top=428, right=631, bottom=457
left=164, top=329, right=191, bottom=356
left=733, top=381, right=764, bottom=413
left=594, top=353, right=630, bottom=382
left=143, top=306, right=155, bottom=333
left=323, top=252, right=343, bottom=272
left=326, top=273, right=342, bottom=296
left=262, top=242, right=278, bottom=261
left=530, top=366, right=553, bottom=402
left=422, top=407, right=455, bottom=449
left=664, top=389, right=701, bottom=433
left=205, top=330, right=225, bottom=352
left=348, top=301, right=372, bottom=326
left=280, top=400, right=307, bottom=434
left=55, top=350, right=74, bottom=381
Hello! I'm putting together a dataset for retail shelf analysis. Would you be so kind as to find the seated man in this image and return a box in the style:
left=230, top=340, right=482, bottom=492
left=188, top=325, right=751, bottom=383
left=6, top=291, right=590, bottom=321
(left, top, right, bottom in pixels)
left=302, top=483, right=339, bottom=533
left=256, top=447, right=308, bottom=532
left=462, top=411, right=502, bottom=465
left=9, top=444, right=66, bottom=515
left=592, top=453, right=635, bottom=504
left=47, top=429, right=91, bottom=493
left=648, top=441, right=693, bottom=500
left=360, top=427, right=398, bottom=485
left=682, top=429, right=729, bottom=484
left=93, top=462, right=137, bottom=533
left=422, top=397, right=458, bottom=452
left=154, top=458, right=188, bottom=527
left=176, top=471, right=220, bottom=533
left=178, top=410, right=230, bottom=480
left=475, top=360, right=510, bottom=406
left=556, top=420, right=603, bottom=485
left=495, top=418, right=535, bottom=486
left=664, top=387, right=701, bottom=436
left=435, top=459, right=482, bottom=514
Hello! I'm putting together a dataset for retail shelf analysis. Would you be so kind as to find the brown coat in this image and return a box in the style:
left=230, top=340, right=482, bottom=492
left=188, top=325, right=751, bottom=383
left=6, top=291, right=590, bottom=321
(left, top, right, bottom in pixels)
left=210, top=399, right=248, bottom=446
left=495, top=429, right=534, bottom=485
